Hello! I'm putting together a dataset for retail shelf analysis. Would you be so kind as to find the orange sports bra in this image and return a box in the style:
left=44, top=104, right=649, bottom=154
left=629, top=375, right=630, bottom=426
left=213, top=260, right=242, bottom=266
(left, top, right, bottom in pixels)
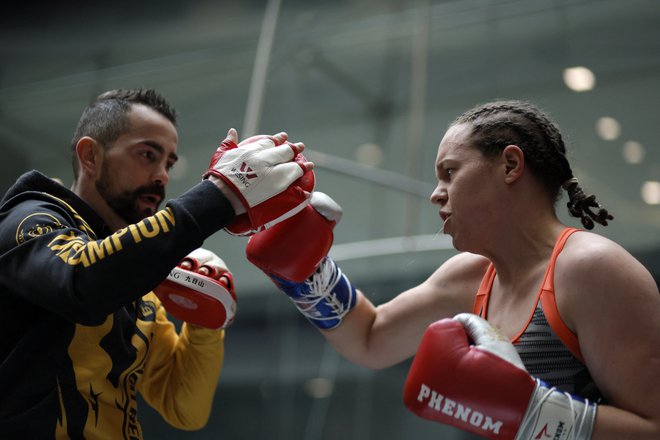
left=472, top=227, right=583, bottom=361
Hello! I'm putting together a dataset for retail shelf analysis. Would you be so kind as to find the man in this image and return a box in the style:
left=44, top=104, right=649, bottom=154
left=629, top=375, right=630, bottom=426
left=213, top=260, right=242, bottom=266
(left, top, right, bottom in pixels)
left=0, top=88, right=313, bottom=439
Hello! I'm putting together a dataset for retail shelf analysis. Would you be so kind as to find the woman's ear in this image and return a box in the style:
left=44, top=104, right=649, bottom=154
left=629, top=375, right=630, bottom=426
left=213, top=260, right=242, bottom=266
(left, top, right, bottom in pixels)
left=502, top=144, right=525, bottom=184
left=75, top=137, right=103, bottom=177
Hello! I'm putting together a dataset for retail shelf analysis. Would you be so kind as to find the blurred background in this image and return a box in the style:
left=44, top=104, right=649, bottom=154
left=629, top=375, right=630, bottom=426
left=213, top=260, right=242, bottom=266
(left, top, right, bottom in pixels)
left=1, top=0, right=659, bottom=438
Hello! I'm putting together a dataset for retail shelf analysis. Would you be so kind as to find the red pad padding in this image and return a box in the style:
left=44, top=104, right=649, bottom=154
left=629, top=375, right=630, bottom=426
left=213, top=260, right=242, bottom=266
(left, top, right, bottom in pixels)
left=154, top=266, right=237, bottom=329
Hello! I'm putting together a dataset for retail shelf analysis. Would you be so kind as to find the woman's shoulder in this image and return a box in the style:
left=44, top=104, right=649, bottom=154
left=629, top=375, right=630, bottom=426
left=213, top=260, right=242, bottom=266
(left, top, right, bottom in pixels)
left=557, top=229, right=656, bottom=297
left=428, top=251, right=491, bottom=286
left=560, top=229, right=635, bottom=270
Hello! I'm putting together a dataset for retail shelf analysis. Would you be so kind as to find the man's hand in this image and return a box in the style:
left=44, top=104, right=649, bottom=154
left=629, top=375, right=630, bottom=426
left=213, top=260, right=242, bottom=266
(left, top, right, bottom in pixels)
left=205, top=128, right=315, bottom=236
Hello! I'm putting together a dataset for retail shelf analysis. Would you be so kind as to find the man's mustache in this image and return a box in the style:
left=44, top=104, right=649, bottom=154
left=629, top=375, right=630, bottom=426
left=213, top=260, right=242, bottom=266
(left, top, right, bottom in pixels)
left=134, top=184, right=165, bottom=201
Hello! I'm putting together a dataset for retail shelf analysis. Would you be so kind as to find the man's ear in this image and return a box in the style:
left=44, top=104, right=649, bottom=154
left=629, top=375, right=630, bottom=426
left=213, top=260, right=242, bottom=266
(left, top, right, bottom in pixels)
left=75, top=137, right=104, bottom=177
left=501, top=144, right=525, bottom=184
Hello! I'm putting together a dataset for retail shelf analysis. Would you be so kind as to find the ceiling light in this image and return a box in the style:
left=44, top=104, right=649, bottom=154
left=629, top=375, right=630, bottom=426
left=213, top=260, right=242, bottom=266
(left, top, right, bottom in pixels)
left=563, top=66, right=596, bottom=92
left=595, top=117, right=621, bottom=141
left=355, top=143, right=383, bottom=167
left=304, top=377, right=334, bottom=399
left=641, top=181, right=660, bottom=205
left=622, top=140, right=645, bottom=164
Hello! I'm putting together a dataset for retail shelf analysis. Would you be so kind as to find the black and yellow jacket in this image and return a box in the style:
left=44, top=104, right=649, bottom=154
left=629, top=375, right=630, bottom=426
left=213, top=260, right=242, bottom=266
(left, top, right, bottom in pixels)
left=0, top=170, right=235, bottom=439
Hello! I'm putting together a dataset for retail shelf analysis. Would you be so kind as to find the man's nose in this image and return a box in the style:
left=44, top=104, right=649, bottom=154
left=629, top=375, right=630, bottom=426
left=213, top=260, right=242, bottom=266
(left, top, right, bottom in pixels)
left=152, top=164, right=169, bottom=187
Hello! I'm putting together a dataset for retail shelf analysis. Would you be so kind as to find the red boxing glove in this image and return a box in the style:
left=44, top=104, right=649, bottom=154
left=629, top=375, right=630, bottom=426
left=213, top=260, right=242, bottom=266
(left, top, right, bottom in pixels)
left=153, top=249, right=237, bottom=329
left=246, top=192, right=357, bottom=330
left=246, top=191, right=339, bottom=282
left=204, top=132, right=315, bottom=236
left=403, top=314, right=597, bottom=440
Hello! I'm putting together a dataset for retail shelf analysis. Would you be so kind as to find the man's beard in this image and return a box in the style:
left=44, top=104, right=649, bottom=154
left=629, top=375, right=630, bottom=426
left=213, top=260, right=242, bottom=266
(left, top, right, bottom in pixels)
left=96, top=167, right=165, bottom=225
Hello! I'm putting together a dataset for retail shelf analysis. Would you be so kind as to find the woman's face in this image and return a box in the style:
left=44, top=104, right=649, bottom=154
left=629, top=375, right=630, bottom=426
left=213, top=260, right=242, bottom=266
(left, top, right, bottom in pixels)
left=430, top=123, right=507, bottom=252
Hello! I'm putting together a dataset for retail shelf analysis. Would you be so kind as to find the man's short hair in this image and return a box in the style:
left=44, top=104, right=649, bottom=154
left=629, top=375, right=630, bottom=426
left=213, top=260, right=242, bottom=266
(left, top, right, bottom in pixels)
left=70, top=88, right=177, bottom=180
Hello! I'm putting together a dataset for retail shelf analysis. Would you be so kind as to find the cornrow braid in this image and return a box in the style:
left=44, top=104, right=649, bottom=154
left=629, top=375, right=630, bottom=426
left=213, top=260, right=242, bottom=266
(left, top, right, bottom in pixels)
left=452, top=100, right=613, bottom=229
left=562, top=178, right=614, bottom=230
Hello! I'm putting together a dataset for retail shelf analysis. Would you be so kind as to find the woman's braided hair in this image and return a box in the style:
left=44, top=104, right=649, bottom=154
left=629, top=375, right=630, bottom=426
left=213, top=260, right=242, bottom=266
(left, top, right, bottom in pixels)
left=452, top=100, right=613, bottom=230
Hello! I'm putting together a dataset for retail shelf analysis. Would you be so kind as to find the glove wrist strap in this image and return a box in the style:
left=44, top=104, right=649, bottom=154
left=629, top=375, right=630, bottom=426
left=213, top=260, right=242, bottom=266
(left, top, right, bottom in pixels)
left=271, top=257, right=357, bottom=330
left=516, top=379, right=597, bottom=440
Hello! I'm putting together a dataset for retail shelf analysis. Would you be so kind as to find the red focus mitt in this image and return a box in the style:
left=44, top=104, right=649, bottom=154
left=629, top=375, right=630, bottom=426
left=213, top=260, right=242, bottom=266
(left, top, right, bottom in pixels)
left=204, top=132, right=315, bottom=236
left=153, top=249, right=237, bottom=329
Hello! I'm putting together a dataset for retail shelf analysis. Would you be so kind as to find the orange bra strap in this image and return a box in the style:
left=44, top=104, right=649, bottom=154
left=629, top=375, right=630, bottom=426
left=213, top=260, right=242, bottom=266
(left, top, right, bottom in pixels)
left=540, top=227, right=584, bottom=361
left=542, top=227, right=580, bottom=292
left=473, top=264, right=496, bottom=318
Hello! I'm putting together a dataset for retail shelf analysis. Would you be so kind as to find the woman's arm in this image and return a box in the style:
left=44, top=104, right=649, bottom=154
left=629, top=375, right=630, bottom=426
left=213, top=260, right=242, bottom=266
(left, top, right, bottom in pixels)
left=321, top=252, right=489, bottom=369
left=558, top=233, right=660, bottom=439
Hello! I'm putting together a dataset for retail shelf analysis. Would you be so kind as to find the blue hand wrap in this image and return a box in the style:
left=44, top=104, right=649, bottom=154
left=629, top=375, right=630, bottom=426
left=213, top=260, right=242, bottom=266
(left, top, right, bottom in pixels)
left=270, top=256, right=357, bottom=330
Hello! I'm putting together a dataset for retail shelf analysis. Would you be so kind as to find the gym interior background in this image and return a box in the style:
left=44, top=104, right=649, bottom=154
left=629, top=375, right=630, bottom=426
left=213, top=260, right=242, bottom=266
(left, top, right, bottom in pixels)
left=1, top=0, right=659, bottom=438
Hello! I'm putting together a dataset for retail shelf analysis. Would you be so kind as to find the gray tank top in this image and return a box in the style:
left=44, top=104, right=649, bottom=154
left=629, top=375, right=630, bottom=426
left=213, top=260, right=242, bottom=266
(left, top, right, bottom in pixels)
left=515, top=302, right=604, bottom=402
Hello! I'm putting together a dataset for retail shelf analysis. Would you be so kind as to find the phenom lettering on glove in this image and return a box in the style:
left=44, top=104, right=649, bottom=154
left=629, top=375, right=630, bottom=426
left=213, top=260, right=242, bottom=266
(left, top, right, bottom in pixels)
left=416, top=383, right=503, bottom=435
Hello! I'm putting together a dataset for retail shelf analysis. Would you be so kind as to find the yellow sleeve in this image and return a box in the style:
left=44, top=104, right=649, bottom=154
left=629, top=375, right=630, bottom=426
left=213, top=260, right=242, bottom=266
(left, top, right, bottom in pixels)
left=138, top=293, right=225, bottom=430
